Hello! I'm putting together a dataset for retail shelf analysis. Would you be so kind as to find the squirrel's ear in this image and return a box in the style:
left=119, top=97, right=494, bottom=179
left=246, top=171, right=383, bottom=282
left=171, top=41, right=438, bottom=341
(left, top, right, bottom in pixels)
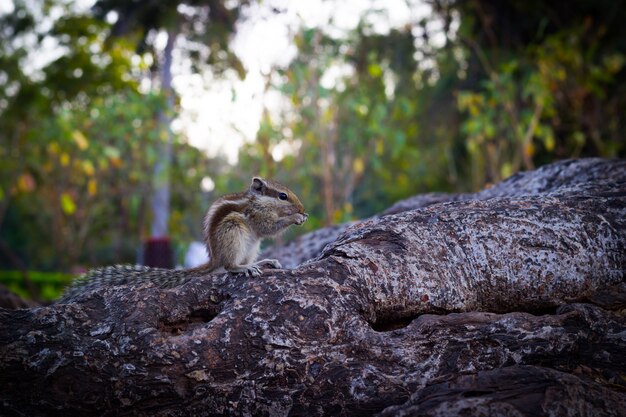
left=251, top=177, right=266, bottom=193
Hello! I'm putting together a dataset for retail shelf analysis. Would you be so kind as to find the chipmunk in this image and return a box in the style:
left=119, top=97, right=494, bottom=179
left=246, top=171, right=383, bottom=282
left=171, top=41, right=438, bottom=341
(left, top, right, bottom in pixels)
left=201, top=176, right=307, bottom=276
left=61, top=177, right=307, bottom=300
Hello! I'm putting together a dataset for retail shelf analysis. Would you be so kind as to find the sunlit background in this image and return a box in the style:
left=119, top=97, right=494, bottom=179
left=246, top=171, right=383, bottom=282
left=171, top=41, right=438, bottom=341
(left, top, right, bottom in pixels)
left=1, top=0, right=625, bottom=299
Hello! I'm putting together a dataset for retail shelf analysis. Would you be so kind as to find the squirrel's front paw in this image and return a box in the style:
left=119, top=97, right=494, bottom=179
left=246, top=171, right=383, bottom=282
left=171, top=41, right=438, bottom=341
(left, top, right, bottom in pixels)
left=294, top=213, right=308, bottom=225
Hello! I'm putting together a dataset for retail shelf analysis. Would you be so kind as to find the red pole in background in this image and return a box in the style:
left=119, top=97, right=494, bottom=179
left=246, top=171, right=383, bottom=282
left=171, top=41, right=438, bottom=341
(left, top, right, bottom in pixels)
left=143, top=237, right=174, bottom=268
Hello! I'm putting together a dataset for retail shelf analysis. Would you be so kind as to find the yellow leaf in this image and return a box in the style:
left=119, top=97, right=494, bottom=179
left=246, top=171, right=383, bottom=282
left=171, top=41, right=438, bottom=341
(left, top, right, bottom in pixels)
left=60, top=153, right=70, bottom=167
left=397, top=174, right=408, bottom=187
left=60, top=193, right=76, bottom=215
left=375, top=140, right=384, bottom=155
left=47, top=142, right=60, bottom=155
left=501, top=162, right=513, bottom=179
left=353, top=158, right=364, bottom=175
left=82, top=160, right=95, bottom=176
left=88, top=179, right=97, bottom=196
left=72, top=130, right=89, bottom=150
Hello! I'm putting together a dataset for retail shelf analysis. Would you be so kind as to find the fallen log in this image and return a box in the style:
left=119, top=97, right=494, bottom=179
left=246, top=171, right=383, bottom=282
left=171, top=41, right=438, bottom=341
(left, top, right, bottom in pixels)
left=1, top=158, right=624, bottom=416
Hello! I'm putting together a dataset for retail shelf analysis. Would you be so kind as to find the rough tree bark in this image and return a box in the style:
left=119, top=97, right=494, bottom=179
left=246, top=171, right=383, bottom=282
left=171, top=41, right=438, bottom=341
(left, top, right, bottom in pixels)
left=1, top=158, right=625, bottom=416
left=262, top=157, right=625, bottom=268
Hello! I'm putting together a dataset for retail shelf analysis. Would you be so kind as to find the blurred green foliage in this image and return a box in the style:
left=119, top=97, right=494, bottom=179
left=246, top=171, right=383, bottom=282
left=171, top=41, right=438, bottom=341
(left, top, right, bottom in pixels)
left=0, top=270, right=74, bottom=301
left=226, top=0, right=626, bottom=228
left=1, top=0, right=625, bottom=299
left=0, top=1, right=224, bottom=284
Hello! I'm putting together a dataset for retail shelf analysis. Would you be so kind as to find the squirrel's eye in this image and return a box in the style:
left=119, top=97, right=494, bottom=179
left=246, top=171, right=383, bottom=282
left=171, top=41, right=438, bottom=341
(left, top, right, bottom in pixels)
left=278, top=192, right=288, bottom=201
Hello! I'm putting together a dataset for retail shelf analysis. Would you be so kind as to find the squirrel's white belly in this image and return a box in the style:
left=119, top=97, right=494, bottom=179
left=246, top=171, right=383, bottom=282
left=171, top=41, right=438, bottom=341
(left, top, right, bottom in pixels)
left=236, top=235, right=261, bottom=266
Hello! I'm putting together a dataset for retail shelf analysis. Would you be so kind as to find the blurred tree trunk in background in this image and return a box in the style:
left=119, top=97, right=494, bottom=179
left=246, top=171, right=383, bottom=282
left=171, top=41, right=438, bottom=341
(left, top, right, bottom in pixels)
left=150, top=26, right=177, bottom=240
left=145, top=25, right=178, bottom=267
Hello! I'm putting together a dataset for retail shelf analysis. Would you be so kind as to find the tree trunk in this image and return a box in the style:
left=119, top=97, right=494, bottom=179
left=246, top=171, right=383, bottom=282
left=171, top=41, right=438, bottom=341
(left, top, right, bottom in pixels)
left=263, top=157, right=625, bottom=268
left=150, top=27, right=177, bottom=239
left=1, top=158, right=625, bottom=416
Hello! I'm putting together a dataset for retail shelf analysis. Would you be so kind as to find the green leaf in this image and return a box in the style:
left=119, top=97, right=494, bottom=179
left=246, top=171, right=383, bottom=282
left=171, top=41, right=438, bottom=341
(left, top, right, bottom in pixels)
left=103, top=146, right=121, bottom=159
left=368, top=63, right=383, bottom=78
left=60, top=193, right=76, bottom=215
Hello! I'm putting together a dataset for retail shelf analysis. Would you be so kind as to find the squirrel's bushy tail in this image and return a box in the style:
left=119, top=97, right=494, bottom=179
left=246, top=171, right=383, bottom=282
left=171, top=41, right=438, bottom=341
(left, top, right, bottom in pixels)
left=59, top=263, right=215, bottom=302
